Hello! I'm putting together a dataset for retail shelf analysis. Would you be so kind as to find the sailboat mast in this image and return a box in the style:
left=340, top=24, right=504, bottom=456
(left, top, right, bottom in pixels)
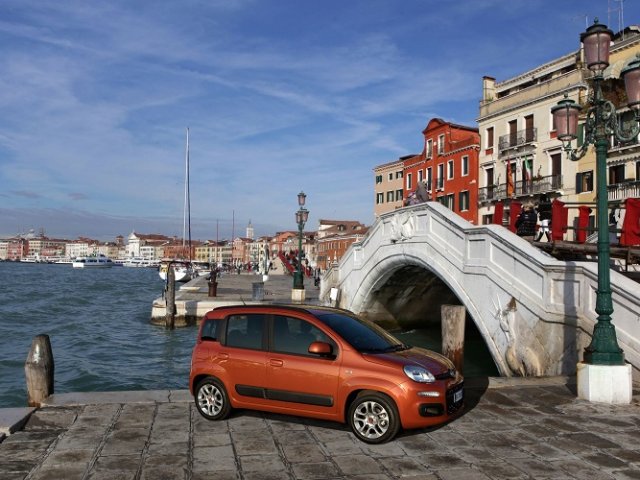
left=183, top=127, right=192, bottom=261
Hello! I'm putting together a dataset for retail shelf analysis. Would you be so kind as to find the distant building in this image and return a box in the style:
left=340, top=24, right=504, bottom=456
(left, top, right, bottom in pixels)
left=316, top=219, right=368, bottom=270
left=373, top=157, right=407, bottom=217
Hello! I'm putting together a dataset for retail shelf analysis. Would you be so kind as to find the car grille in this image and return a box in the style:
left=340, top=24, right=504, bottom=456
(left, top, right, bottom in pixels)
left=446, top=383, right=464, bottom=414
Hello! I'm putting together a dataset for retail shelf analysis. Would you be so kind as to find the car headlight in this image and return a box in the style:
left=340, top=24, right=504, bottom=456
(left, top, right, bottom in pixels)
left=403, top=365, right=435, bottom=383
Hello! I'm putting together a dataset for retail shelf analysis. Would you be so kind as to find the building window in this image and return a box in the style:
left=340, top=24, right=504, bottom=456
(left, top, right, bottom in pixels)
left=576, top=171, right=594, bottom=193
left=388, top=172, right=393, bottom=181
left=387, top=191, right=394, bottom=202
left=461, top=156, right=469, bottom=176
left=427, top=167, right=432, bottom=191
left=437, top=135, right=445, bottom=155
left=395, top=189, right=403, bottom=201
left=406, top=173, right=413, bottom=190
left=445, top=193, right=455, bottom=210
left=396, top=170, right=403, bottom=179
left=376, top=192, right=384, bottom=204
left=375, top=175, right=383, bottom=184
left=486, top=127, right=494, bottom=149
left=437, top=164, right=444, bottom=189
left=459, top=191, right=470, bottom=211
left=447, top=160, right=454, bottom=179
left=418, top=169, right=424, bottom=182
left=426, top=139, right=433, bottom=159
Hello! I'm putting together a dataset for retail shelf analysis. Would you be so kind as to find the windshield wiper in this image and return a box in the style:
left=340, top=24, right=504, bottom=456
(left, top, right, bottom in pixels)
left=386, top=344, right=411, bottom=352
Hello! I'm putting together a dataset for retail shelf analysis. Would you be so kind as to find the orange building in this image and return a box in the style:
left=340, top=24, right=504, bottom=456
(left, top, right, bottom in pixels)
left=405, top=118, right=480, bottom=224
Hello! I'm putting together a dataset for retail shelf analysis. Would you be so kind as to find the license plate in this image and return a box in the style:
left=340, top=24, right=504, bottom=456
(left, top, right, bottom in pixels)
left=453, top=388, right=463, bottom=403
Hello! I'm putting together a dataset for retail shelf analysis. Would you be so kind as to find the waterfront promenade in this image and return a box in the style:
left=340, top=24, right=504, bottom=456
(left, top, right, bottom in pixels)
left=150, top=271, right=322, bottom=326
left=1, top=378, right=639, bottom=479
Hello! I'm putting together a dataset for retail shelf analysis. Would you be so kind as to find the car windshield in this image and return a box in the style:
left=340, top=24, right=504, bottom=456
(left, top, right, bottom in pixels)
left=314, top=311, right=410, bottom=353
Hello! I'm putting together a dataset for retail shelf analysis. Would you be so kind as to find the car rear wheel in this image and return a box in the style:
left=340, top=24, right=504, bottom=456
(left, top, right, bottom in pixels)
left=348, top=391, right=400, bottom=443
left=195, top=376, right=231, bottom=420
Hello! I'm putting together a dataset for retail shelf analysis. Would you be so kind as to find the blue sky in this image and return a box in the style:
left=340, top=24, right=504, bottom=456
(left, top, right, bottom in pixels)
left=0, top=0, right=638, bottom=241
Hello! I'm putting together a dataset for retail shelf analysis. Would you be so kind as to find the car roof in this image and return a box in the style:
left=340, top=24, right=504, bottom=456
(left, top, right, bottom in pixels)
left=204, top=303, right=355, bottom=318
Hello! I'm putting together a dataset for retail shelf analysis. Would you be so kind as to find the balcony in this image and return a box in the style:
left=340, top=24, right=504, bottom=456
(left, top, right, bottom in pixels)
left=478, top=174, right=562, bottom=203
left=608, top=180, right=640, bottom=202
left=498, top=128, right=537, bottom=152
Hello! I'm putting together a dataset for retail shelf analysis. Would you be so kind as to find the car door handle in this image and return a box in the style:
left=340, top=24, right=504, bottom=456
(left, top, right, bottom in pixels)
left=217, top=353, right=229, bottom=360
left=269, top=359, right=284, bottom=367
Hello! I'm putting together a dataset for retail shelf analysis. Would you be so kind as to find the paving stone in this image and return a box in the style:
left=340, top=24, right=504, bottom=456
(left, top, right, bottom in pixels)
left=100, top=427, right=149, bottom=455
left=143, top=454, right=189, bottom=469
left=291, top=462, right=341, bottom=479
left=40, top=448, right=94, bottom=468
left=192, top=445, right=237, bottom=472
left=578, top=451, right=631, bottom=470
left=333, top=454, right=383, bottom=475
left=375, top=456, right=428, bottom=476
left=30, top=464, right=88, bottom=480
left=281, top=442, right=327, bottom=463
left=610, top=469, right=640, bottom=480
left=435, top=467, right=492, bottom=480
left=192, top=472, right=239, bottom=480
left=92, top=454, right=141, bottom=473
left=238, top=453, right=288, bottom=473
left=146, top=439, right=189, bottom=455
left=139, top=466, right=188, bottom=480
left=418, top=452, right=470, bottom=470
left=192, top=431, right=232, bottom=448
left=23, top=407, right=78, bottom=430
left=231, top=430, right=279, bottom=455
left=473, top=460, right=531, bottom=479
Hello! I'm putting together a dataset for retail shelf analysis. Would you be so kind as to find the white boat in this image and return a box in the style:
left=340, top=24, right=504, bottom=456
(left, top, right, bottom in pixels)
left=123, top=257, right=159, bottom=268
left=159, top=260, right=195, bottom=282
left=72, top=254, right=114, bottom=268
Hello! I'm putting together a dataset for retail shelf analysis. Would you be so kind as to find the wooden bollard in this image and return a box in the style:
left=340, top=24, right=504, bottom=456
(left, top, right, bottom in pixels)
left=441, top=305, right=465, bottom=375
left=25, top=335, right=54, bottom=407
left=166, top=266, right=176, bottom=329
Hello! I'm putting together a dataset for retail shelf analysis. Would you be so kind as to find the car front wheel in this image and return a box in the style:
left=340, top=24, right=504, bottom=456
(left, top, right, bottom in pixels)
left=348, top=391, right=400, bottom=443
left=195, top=376, right=231, bottom=420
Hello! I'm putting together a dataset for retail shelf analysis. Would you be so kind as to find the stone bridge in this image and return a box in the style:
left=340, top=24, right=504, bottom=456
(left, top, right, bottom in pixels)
left=320, top=202, right=640, bottom=380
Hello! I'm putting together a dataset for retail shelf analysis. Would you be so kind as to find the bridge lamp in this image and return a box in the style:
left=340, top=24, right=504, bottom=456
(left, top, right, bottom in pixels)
left=293, top=191, right=309, bottom=291
left=551, top=20, right=639, bottom=403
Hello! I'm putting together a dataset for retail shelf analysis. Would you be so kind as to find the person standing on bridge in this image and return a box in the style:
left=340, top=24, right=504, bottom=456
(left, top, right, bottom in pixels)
left=515, top=203, right=537, bottom=241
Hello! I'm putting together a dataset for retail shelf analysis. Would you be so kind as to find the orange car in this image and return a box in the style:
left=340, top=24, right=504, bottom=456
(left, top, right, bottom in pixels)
left=189, top=304, right=464, bottom=443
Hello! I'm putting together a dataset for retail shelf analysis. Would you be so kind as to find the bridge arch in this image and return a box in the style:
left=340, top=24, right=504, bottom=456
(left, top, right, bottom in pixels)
left=321, top=202, right=640, bottom=380
left=351, top=252, right=508, bottom=375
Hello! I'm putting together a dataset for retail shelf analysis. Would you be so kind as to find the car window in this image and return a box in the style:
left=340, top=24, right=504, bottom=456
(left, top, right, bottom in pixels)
left=226, top=314, right=265, bottom=350
left=272, top=315, right=335, bottom=356
left=201, top=319, right=221, bottom=341
left=315, top=312, right=406, bottom=353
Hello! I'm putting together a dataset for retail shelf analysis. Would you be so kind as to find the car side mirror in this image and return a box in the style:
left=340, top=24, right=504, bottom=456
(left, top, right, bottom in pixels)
left=308, top=341, right=333, bottom=357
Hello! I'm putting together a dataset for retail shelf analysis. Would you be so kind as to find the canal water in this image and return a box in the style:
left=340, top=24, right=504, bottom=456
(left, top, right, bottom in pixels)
left=0, top=262, right=497, bottom=408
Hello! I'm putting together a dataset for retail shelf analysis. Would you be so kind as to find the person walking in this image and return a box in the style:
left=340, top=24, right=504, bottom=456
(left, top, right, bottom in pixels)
left=515, top=204, right=537, bottom=241
left=535, top=196, right=552, bottom=242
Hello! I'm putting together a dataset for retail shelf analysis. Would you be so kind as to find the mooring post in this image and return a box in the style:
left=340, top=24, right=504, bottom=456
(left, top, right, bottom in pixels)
left=441, top=304, right=466, bottom=375
left=24, top=334, right=54, bottom=407
left=166, top=265, right=176, bottom=329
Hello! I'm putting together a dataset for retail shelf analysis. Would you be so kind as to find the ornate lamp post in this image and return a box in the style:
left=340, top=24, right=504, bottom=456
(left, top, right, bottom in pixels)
left=293, top=191, right=309, bottom=291
left=551, top=20, right=639, bottom=402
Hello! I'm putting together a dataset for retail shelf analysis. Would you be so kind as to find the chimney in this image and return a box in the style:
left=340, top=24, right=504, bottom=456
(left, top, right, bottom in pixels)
left=482, top=76, right=496, bottom=102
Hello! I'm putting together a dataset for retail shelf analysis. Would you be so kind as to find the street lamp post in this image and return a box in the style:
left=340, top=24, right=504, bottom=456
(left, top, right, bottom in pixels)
left=551, top=20, right=639, bottom=403
left=293, top=191, right=308, bottom=292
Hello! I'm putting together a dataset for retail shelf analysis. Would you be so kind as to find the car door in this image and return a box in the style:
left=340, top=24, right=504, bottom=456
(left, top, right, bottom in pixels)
left=265, top=315, right=340, bottom=414
left=221, top=313, right=268, bottom=405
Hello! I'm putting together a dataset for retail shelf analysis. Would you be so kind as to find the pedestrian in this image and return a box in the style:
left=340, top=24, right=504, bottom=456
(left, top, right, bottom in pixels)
left=535, top=196, right=552, bottom=242
left=515, top=203, right=537, bottom=241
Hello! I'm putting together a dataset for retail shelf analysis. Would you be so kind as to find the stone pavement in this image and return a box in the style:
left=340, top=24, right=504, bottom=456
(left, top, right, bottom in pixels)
left=1, top=378, right=639, bottom=480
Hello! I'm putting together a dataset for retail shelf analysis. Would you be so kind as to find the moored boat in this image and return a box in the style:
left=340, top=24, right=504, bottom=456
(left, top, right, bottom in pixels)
left=159, top=260, right=194, bottom=282
left=72, top=254, right=114, bottom=268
